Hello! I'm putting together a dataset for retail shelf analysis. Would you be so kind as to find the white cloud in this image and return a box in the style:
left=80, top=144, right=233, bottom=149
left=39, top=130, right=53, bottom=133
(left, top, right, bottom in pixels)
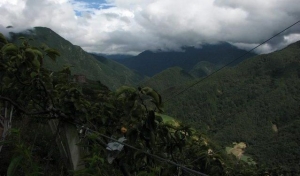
left=0, top=0, right=299, bottom=55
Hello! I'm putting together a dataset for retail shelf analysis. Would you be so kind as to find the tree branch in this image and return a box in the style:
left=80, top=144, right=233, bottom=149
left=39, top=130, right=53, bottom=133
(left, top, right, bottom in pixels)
left=0, top=95, right=50, bottom=115
left=0, top=95, right=69, bottom=120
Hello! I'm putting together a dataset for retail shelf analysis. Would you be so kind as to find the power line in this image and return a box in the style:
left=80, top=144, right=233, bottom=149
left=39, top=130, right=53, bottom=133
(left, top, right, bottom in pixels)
left=164, top=20, right=300, bottom=103
left=88, top=127, right=208, bottom=176
left=71, top=122, right=209, bottom=176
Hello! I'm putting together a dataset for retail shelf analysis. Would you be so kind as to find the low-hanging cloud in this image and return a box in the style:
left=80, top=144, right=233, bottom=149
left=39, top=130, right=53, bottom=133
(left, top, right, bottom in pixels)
left=0, top=0, right=300, bottom=55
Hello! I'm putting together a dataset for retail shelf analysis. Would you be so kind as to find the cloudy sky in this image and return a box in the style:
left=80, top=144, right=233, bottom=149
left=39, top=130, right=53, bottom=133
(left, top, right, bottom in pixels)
left=0, top=0, right=300, bottom=55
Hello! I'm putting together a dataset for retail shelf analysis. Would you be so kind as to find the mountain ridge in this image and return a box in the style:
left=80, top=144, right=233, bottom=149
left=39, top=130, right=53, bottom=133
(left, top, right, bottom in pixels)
left=141, top=66, right=195, bottom=92
left=8, top=27, right=146, bottom=89
left=113, top=42, right=257, bottom=76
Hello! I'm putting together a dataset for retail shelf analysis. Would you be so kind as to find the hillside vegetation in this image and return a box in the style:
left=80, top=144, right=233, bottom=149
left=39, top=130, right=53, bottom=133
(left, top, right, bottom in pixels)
left=141, top=67, right=195, bottom=92
left=190, top=61, right=220, bottom=77
left=163, top=40, right=300, bottom=174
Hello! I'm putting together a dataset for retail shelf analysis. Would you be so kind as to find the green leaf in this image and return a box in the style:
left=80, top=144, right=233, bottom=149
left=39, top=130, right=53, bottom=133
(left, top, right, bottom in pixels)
left=1, top=43, right=18, bottom=56
left=7, top=156, right=23, bottom=176
left=31, top=57, right=41, bottom=69
left=141, top=87, right=163, bottom=112
left=32, top=48, right=44, bottom=60
left=155, top=115, right=163, bottom=123
left=44, top=48, right=60, bottom=61
left=30, top=72, right=38, bottom=78
left=141, top=87, right=161, bottom=104
left=25, top=48, right=36, bottom=59
left=115, top=86, right=136, bottom=97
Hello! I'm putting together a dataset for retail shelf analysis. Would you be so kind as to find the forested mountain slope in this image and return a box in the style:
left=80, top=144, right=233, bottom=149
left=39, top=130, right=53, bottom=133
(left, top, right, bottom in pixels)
left=114, top=43, right=256, bottom=76
left=189, top=61, right=220, bottom=77
left=9, top=27, right=146, bottom=89
left=141, top=67, right=195, bottom=92
left=163, top=40, right=300, bottom=174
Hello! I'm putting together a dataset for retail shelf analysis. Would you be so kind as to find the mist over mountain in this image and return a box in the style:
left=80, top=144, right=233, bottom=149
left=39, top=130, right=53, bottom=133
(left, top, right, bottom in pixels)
left=113, top=43, right=256, bottom=76
left=93, top=53, right=133, bottom=60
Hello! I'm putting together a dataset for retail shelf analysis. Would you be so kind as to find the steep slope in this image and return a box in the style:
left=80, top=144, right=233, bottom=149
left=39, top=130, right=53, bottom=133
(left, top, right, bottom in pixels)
left=141, top=67, right=195, bottom=92
left=91, top=54, right=147, bottom=86
left=114, top=43, right=256, bottom=76
left=162, top=40, right=300, bottom=174
left=9, top=27, right=146, bottom=89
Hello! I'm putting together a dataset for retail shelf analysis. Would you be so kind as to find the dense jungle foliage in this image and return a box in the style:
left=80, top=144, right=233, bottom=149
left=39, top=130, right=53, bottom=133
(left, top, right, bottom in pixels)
left=0, top=33, right=263, bottom=175
left=158, top=41, right=300, bottom=175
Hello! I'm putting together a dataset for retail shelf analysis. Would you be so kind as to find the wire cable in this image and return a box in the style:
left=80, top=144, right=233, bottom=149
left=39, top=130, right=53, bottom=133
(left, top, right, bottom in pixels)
left=164, top=20, right=300, bottom=103
left=88, top=128, right=209, bottom=176
left=71, top=121, right=209, bottom=176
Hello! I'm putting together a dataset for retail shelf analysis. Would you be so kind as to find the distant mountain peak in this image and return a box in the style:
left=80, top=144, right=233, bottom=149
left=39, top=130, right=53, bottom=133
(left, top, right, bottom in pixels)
left=8, top=26, right=146, bottom=89
left=114, top=43, right=256, bottom=76
left=138, top=50, right=154, bottom=56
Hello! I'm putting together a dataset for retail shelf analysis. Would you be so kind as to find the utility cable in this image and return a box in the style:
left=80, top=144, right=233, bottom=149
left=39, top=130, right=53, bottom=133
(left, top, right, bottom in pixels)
left=70, top=122, right=209, bottom=176
left=88, top=128, right=208, bottom=176
left=164, top=20, right=300, bottom=103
